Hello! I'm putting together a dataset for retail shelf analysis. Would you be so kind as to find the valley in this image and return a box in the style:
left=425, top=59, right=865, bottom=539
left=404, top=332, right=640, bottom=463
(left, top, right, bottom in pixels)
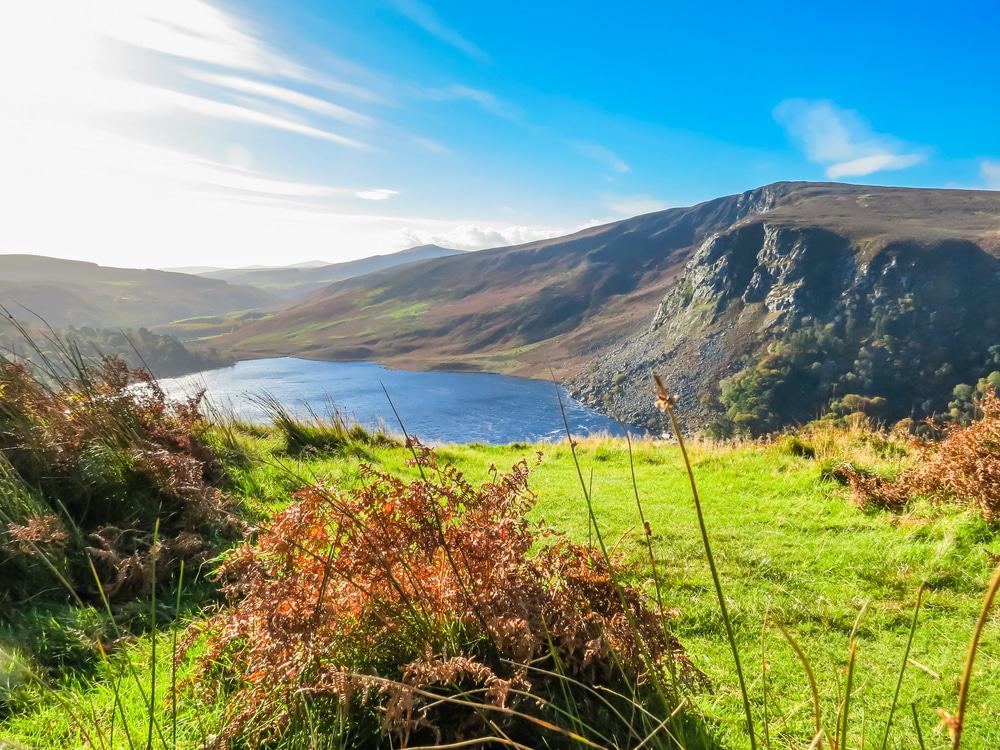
left=6, top=182, right=997, bottom=434
left=210, top=182, right=1000, bottom=432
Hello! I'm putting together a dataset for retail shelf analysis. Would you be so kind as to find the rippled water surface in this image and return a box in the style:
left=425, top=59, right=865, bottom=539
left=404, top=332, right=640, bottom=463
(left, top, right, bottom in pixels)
left=159, top=358, right=637, bottom=444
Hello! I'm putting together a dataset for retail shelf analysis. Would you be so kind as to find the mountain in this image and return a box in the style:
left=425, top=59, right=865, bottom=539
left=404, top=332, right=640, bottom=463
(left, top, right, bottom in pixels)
left=165, top=260, right=329, bottom=274
left=0, top=254, right=274, bottom=329
left=196, top=244, right=462, bottom=300
left=160, top=265, right=228, bottom=274
left=215, top=182, right=1000, bottom=431
left=0, top=322, right=232, bottom=378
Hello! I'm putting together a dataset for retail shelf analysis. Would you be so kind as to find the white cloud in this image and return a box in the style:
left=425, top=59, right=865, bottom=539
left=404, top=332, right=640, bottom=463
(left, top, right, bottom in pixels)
left=96, top=0, right=382, bottom=103
left=0, top=116, right=569, bottom=265
left=390, top=0, right=489, bottom=62
left=425, top=85, right=520, bottom=120
left=95, top=0, right=305, bottom=78
left=411, top=135, right=451, bottom=155
left=774, top=99, right=926, bottom=178
left=225, top=144, right=255, bottom=170
left=0, top=1, right=374, bottom=164
left=826, top=153, right=926, bottom=179
left=105, top=79, right=372, bottom=149
left=604, top=195, right=670, bottom=216
left=981, top=160, right=1000, bottom=189
left=356, top=189, right=400, bottom=201
left=186, top=72, right=375, bottom=127
left=574, top=142, right=630, bottom=174
left=398, top=223, right=574, bottom=251
left=0, top=0, right=550, bottom=268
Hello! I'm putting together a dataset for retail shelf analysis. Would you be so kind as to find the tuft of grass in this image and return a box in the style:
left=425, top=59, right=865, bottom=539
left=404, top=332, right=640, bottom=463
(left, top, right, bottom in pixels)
left=252, top=393, right=396, bottom=457
left=776, top=435, right=816, bottom=459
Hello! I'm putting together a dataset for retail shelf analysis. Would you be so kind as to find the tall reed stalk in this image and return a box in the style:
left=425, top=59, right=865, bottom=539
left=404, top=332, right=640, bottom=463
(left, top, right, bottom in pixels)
left=950, top=562, right=1000, bottom=749
left=653, top=374, right=757, bottom=750
left=880, top=584, right=924, bottom=750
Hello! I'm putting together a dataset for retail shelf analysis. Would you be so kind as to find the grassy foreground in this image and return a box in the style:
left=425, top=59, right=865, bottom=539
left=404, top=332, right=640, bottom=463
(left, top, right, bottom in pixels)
left=3, top=420, right=998, bottom=749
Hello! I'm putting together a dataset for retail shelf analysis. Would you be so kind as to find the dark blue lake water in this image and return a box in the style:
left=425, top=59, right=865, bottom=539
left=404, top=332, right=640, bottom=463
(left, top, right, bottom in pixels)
left=158, top=358, right=637, bottom=444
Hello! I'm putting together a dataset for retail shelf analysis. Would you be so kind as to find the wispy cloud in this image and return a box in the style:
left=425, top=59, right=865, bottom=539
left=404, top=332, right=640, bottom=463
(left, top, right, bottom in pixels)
left=604, top=194, right=669, bottom=216
left=981, top=160, right=1000, bottom=189
left=105, top=79, right=372, bottom=149
left=356, top=188, right=400, bottom=200
left=774, top=99, right=927, bottom=178
left=573, top=141, right=630, bottom=174
left=186, top=72, right=375, bottom=127
left=100, top=0, right=383, bottom=103
left=390, top=0, right=489, bottom=62
left=0, top=0, right=402, bottom=266
left=169, top=158, right=353, bottom=199
left=824, top=153, right=925, bottom=179
left=11, top=128, right=357, bottom=203
left=6, top=2, right=377, bottom=151
left=411, top=135, right=451, bottom=154
left=425, top=85, right=520, bottom=120
left=97, top=0, right=305, bottom=78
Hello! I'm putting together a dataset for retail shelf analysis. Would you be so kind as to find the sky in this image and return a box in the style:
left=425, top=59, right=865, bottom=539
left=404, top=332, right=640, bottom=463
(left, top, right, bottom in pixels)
left=0, top=1, right=997, bottom=269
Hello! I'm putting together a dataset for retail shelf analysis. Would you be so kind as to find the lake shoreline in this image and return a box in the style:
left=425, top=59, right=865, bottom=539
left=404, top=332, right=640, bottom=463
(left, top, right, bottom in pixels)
left=159, top=357, right=646, bottom=445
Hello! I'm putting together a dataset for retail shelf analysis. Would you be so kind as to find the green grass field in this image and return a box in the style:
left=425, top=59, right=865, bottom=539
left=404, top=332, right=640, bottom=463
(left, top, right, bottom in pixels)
left=4, top=425, right=997, bottom=749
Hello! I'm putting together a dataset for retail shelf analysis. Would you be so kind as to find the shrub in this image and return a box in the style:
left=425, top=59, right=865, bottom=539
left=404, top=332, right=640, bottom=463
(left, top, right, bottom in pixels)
left=715, top=320, right=1000, bottom=436
left=948, top=370, right=1000, bottom=424
left=849, top=391, right=1000, bottom=520
left=0, top=321, right=232, bottom=378
left=0, top=355, right=242, bottom=603
left=827, top=393, right=888, bottom=419
left=192, top=444, right=705, bottom=748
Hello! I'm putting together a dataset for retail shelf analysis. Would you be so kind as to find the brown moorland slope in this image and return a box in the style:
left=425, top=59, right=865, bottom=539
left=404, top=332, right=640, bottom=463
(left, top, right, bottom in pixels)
left=216, top=183, right=791, bottom=374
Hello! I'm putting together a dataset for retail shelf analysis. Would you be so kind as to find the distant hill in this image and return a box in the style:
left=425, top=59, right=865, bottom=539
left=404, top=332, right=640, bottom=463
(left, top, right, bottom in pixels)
left=0, top=322, right=231, bottom=378
left=196, top=244, right=462, bottom=300
left=216, top=182, right=1000, bottom=431
left=164, top=260, right=330, bottom=274
left=160, top=265, right=228, bottom=275
left=0, top=254, right=273, bottom=329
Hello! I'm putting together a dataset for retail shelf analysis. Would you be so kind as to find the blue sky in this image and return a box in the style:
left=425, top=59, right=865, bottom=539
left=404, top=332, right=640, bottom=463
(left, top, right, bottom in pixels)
left=0, top=0, right=997, bottom=268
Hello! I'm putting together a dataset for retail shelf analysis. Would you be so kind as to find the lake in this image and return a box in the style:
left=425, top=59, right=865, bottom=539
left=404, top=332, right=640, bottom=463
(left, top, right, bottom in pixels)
left=158, top=357, right=639, bottom=444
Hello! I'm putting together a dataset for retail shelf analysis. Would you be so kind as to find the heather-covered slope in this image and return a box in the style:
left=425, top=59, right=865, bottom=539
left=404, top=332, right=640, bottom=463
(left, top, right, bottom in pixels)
left=216, top=185, right=784, bottom=374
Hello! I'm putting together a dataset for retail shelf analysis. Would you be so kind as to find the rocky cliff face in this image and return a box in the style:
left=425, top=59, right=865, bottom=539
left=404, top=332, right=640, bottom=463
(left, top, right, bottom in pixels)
left=570, top=217, right=1000, bottom=433
left=651, top=223, right=855, bottom=332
